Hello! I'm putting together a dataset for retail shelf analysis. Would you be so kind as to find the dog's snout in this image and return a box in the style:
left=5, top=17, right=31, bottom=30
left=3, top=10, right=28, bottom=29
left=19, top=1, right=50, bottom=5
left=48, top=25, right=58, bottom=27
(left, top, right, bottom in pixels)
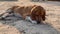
left=37, top=21, right=40, bottom=24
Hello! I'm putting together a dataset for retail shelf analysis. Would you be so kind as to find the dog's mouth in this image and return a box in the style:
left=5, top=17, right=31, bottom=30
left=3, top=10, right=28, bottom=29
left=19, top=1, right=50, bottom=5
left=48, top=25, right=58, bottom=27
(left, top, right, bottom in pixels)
left=35, top=15, right=42, bottom=24
left=37, top=21, right=40, bottom=24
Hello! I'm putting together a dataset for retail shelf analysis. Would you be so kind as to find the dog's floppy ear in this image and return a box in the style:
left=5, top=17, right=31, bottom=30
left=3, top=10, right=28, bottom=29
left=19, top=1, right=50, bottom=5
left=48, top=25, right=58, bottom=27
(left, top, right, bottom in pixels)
left=30, top=5, right=37, bottom=20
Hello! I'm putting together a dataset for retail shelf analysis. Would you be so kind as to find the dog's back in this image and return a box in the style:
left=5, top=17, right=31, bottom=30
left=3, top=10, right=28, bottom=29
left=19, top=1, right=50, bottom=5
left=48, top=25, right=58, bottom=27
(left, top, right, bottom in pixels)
left=13, top=5, right=36, bottom=19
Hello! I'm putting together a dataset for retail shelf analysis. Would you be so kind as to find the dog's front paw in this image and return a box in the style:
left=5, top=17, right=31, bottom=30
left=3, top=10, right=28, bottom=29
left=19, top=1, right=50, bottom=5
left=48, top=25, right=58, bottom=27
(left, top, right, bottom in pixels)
left=31, top=21, right=37, bottom=24
left=25, top=16, right=37, bottom=24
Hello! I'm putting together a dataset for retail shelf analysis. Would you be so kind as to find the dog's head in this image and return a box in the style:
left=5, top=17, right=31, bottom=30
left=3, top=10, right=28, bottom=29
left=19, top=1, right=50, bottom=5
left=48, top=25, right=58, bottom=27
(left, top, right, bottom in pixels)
left=31, top=5, right=46, bottom=24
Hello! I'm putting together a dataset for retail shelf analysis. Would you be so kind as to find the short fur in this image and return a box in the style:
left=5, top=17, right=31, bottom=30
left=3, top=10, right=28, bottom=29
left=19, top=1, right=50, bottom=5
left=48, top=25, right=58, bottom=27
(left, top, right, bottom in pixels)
left=7, top=5, right=46, bottom=24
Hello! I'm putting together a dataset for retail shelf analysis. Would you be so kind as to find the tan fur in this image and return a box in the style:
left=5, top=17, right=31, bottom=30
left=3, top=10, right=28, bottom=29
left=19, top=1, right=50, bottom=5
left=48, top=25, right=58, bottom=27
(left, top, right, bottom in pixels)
left=13, top=5, right=36, bottom=19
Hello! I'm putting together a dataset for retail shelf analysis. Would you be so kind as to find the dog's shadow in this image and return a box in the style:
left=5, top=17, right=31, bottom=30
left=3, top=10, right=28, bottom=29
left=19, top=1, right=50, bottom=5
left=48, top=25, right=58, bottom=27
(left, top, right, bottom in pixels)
left=0, top=15, right=50, bottom=27
left=0, top=16, right=60, bottom=34
left=0, top=15, right=48, bottom=26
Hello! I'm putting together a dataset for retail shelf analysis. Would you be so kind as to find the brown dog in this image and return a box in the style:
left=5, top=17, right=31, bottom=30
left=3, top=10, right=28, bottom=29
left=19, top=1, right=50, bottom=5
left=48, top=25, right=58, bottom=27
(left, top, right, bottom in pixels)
left=6, top=5, right=46, bottom=24
left=31, top=5, right=46, bottom=24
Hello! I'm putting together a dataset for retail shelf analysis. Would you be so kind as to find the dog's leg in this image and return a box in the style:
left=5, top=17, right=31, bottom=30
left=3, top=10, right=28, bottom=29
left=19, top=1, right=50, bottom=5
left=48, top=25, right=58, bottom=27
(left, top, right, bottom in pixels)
left=25, top=16, right=37, bottom=24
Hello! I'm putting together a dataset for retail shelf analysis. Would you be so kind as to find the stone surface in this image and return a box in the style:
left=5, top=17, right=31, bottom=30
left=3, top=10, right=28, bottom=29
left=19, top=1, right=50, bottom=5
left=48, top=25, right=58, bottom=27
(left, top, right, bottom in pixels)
left=0, top=1, right=60, bottom=34
left=0, top=23, right=21, bottom=34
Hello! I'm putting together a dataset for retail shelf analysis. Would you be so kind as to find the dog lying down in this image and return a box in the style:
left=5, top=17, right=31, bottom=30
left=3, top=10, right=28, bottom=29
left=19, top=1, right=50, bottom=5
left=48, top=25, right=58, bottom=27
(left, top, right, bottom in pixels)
left=0, top=5, right=46, bottom=24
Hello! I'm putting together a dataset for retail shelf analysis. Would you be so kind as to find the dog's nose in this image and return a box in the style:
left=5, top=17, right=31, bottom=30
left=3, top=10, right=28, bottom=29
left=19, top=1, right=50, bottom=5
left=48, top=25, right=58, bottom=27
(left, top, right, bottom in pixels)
left=0, top=17, right=5, bottom=20
left=37, top=21, right=40, bottom=24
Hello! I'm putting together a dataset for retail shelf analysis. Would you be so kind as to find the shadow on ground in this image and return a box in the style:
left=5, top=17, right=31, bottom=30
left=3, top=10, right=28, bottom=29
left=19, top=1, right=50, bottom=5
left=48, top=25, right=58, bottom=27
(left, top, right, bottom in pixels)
left=0, top=16, right=60, bottom=34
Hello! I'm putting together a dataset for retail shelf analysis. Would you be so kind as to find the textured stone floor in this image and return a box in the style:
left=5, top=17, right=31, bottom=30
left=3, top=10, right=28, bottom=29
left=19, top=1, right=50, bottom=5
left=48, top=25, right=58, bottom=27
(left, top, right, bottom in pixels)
left=0, top=1, right=60, bottom=34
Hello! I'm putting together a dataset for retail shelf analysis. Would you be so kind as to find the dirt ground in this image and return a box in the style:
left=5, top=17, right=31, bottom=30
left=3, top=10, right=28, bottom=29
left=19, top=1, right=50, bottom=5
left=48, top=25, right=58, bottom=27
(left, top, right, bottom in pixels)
left=0, top=0, right=60, bottom=34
